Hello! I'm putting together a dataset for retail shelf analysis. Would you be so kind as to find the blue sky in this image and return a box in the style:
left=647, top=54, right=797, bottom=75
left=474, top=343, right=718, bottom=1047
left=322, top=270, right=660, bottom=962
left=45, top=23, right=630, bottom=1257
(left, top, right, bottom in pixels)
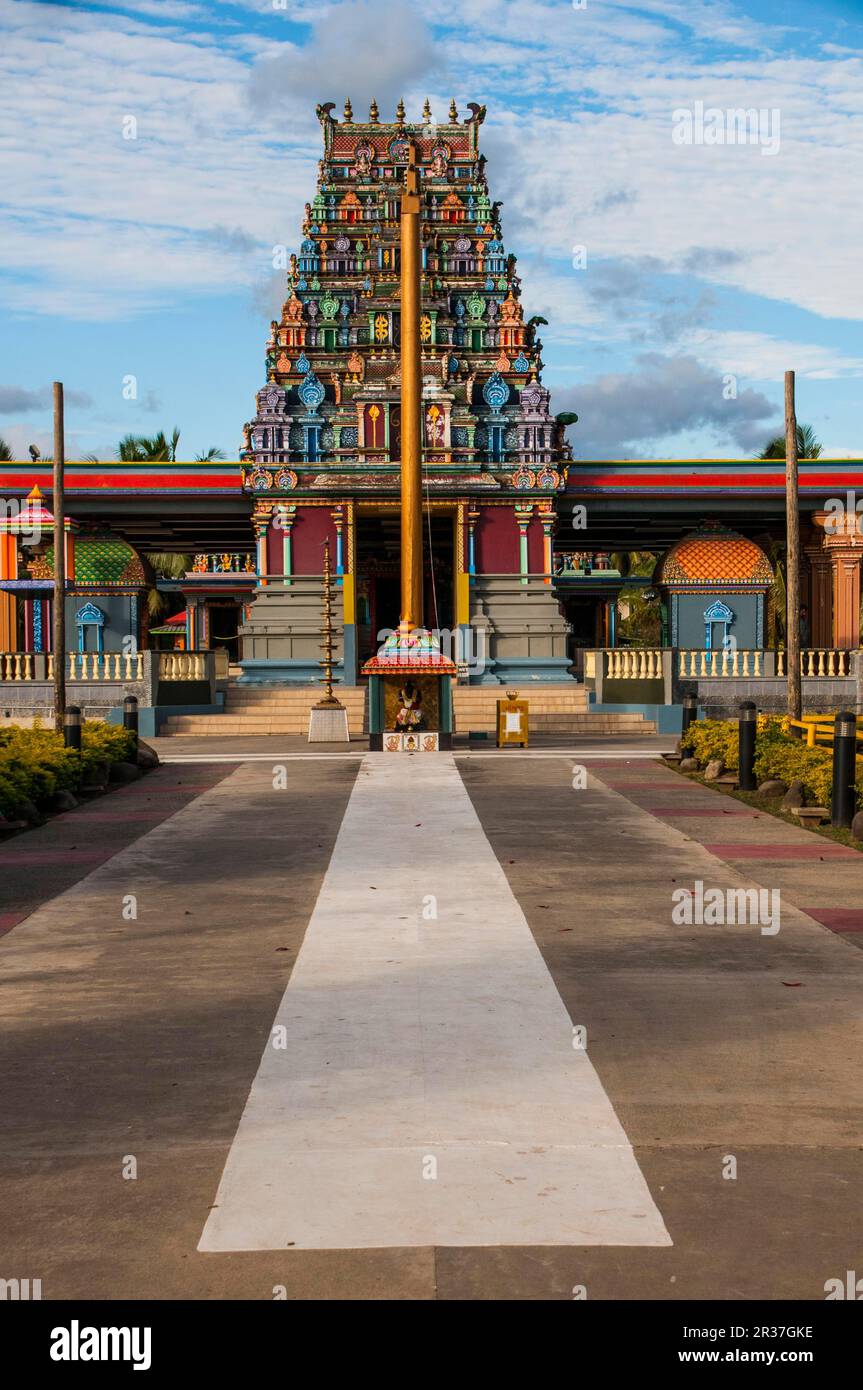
left=0, top=0, right=861, bottom=460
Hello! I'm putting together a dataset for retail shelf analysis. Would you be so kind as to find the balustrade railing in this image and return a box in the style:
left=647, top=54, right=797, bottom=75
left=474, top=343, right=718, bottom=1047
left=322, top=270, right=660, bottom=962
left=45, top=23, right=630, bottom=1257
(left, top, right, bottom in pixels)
left=0, top=652, right=35, bottom=681
left=678, top=649, right=763, bottom=678
left=0, top=651, right=145, bottom=682
left=776, top=649, right=852, bottom=678
left=158, top=652, right=206, bottom=681
left=605, top=649, right=664, bottom=679
left=62, top=652, right=145, bottom=681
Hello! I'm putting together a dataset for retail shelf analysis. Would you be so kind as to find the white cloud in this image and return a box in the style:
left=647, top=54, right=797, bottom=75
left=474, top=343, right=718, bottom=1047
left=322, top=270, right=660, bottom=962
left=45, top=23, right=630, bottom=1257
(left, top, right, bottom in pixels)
left=677, top=330, right=863, bottom=382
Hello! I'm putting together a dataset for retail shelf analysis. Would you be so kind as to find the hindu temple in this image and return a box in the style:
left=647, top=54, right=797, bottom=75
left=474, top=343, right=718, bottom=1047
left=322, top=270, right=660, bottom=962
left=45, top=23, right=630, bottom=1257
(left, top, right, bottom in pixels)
left=1, top=99, right=863, bottom=736
left=238, top=98, right=571, bottom=687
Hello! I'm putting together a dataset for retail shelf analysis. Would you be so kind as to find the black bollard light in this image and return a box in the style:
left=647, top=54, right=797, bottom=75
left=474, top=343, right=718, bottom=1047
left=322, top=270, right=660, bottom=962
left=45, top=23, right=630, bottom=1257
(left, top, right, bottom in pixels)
left=64, top=704, right=82, bottom=751
left=682, top=693, right=698, bottom=738
left=831, top=710, right=857, bottom=828
left=738, top=700, right=757, bottom=791
left=123, top=695, right=139, bottom=737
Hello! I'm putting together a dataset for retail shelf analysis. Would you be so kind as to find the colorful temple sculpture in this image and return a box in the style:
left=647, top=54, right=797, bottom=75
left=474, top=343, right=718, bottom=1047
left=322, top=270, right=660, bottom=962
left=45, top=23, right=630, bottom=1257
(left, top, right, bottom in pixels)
left=238, top=99, right=572, bottom=685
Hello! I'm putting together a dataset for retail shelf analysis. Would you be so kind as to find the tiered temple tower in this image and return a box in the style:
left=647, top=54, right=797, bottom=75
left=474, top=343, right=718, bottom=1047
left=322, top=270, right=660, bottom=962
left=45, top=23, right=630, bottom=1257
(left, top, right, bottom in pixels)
left=238, top=99, right=573, bottom=684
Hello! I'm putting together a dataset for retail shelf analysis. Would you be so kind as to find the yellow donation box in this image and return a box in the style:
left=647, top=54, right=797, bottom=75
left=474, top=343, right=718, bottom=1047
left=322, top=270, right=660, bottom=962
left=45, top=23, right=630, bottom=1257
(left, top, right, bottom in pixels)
left=497, top=690, right=529, bottom=748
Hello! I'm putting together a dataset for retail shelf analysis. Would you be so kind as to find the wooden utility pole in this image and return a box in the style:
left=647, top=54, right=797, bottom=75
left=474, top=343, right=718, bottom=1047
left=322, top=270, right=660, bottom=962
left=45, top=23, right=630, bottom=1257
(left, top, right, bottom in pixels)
left=52, top=381, right=66, bottom=732
left=785, top=369, right=801, bottom=721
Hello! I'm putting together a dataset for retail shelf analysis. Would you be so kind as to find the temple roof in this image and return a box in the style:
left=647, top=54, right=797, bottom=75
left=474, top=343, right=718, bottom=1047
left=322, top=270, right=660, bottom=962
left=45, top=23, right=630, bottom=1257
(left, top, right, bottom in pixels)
left=655, top=525, right=773, bottom=587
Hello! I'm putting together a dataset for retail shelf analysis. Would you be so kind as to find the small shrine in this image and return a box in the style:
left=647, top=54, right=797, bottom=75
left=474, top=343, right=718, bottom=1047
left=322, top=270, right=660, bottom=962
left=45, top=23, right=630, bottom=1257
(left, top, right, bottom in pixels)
left=0, top=485, right=148, bottom=654
left=653, top=523, right=773, bottom=650
left=364, top=628, right=455, bottom=750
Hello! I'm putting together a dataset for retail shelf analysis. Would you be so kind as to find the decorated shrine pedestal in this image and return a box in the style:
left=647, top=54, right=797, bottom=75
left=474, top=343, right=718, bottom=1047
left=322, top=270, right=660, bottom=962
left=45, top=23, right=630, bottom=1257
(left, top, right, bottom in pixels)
left=363, top=628, right=456, bottom=751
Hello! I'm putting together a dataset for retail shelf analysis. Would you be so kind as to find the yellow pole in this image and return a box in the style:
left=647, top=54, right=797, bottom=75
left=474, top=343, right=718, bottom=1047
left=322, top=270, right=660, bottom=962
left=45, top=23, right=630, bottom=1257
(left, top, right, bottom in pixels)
left=399, top=140, right=423, bottom=632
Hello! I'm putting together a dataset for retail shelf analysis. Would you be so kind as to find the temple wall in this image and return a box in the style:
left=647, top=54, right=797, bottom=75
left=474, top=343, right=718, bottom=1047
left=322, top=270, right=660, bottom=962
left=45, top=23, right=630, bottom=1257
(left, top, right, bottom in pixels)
left=475, top=508, right=518, bottom=573
left=238, top=577, right=345, bottom=684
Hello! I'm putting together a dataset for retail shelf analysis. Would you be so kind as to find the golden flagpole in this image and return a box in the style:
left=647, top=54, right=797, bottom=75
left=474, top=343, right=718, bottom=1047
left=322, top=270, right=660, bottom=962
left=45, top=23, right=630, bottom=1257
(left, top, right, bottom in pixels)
left=399, top=139, right=423, bottom=633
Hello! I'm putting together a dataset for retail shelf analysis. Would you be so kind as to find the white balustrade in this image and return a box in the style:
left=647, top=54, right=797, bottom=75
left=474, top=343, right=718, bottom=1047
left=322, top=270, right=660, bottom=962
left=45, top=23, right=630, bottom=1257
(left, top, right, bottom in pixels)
left=678, top=650, right=762, bottom=678
left=776, top=649, right=850, bottom=678
left=604, top=649, right=663, bottom=679
left=0, top=652, right=34, bottom=681
left=159, top=651, right=206, bottom=681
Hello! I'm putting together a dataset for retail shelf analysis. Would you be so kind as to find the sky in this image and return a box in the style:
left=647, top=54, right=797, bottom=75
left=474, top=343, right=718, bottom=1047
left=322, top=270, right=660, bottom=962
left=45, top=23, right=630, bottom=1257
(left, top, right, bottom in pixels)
left=0, top=0, right=861, bottom=461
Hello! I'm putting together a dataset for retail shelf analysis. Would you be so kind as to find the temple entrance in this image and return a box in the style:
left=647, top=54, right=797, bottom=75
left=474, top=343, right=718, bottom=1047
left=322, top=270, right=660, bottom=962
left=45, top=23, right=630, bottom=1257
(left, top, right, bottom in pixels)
left=207, top=600, right=242, bottom=663
left=356, top=509, right=454, bottom=667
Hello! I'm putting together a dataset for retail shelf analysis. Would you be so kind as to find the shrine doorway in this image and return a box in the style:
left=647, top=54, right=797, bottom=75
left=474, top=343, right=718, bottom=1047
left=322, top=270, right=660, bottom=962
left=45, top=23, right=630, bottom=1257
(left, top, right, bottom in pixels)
left=355, top=509, right=455, bottom=667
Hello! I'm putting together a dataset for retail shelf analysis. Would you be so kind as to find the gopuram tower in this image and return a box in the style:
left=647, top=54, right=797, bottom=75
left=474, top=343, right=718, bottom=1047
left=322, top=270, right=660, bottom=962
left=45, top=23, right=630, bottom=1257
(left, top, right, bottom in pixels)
left=238, top=99, right=574, bottom=685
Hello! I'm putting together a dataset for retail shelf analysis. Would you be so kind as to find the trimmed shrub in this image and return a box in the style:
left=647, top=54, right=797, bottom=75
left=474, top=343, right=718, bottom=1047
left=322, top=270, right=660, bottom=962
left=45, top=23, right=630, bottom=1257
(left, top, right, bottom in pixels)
left=681, top=718, right=740, bottom=769
left=681, top=714, right=863, bottom=809
left=0, top=721, right=137, bottom=819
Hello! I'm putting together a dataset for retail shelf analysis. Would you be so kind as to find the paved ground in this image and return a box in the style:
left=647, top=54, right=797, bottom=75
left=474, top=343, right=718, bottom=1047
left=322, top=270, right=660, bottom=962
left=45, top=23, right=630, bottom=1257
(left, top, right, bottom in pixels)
left=1, top=750, right=861, bottom=1299
left=154, top=732, right=676, bottom=761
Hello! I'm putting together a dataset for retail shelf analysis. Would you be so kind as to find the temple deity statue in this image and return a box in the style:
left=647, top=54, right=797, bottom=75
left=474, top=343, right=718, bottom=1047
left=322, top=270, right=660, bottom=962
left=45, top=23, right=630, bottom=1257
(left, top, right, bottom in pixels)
left=394, top=680, right=423, bottom=730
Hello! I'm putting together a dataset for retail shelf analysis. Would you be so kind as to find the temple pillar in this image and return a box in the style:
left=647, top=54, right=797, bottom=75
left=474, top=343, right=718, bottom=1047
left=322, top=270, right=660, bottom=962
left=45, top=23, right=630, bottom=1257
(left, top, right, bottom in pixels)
left=0, top=532, right=17, bottom=650
left=832, top=549, right=862, bottom=649
left=810, top=509, right=863, bottom=650
left=805, top=546, right=833, bottom=648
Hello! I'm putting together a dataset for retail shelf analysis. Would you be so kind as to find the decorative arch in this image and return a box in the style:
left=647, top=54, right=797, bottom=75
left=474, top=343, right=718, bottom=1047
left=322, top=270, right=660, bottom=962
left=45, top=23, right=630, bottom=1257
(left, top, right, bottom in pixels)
left=704, top=599, right=735, bottom=650
left=76, top=602, right=105, bottom=654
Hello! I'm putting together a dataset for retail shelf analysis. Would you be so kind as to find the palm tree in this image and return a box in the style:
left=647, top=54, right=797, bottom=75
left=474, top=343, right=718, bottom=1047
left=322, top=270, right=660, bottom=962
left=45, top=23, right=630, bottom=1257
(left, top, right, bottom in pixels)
left=116, top=427, right=181, bottom=462
left=760, top=423, right=822, bottom=460
left=143, top=551, right=191, bottom=619
left=194, top=446, right=226, bottom=461
left=0, top=436, right=12, bottom=460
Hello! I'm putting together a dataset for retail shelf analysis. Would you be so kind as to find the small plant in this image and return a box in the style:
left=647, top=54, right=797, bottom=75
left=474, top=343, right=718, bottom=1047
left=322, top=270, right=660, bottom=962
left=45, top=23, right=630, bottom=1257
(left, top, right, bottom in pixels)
left=680, top=714, right=862, bottom=808
left=0, top=721, right=137, bottom=819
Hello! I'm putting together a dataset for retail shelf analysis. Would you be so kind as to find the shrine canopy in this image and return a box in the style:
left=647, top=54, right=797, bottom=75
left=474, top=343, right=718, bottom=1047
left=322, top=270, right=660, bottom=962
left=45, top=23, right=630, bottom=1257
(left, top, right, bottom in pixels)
left=0, top=483, right=59, bottom=534
left=362, top=628, right=457, bottom=674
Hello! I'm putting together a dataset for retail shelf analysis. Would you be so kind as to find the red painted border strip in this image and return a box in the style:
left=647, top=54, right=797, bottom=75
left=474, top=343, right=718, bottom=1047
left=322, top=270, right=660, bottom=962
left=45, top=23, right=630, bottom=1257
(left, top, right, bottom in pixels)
left=0, top=911, right=28, bottom=937
left=645, top=807, right=757, bottom=817
left=0, top=849, right=115, bottom=865
left=703, top=842, right=859, bottom=859
left=800, top=907, right=863, bottom=933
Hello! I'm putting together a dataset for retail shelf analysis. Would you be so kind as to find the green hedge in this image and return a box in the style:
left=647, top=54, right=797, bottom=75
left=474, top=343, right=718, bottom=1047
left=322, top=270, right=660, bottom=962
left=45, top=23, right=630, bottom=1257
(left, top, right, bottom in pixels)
left=0, top=721, right=137, bottom=819
left=680, top=715, right=863, bottom=809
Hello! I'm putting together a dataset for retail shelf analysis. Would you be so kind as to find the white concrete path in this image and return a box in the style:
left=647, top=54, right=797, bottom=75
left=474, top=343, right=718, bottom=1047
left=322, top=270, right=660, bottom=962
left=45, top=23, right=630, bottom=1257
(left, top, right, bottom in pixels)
left=199, top=754, right=670, bottom=1250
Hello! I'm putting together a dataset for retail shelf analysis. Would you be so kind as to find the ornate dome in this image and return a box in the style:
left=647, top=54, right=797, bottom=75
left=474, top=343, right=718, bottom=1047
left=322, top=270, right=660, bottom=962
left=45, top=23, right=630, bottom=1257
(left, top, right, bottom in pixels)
left=655, top=525, right=773, bottom=588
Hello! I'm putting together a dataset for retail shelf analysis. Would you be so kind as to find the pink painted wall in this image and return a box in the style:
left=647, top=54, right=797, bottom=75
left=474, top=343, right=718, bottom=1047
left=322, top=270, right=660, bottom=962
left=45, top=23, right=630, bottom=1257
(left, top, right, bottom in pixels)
left=291, top=507, right=338, bottom=575
left=475, top=506, right=518, bottom=574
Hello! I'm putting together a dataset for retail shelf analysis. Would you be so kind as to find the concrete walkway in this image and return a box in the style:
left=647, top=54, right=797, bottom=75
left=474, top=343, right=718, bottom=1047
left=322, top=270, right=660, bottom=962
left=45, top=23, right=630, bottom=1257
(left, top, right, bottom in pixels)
left=200, top=755, right=669, bottom=1251
left=591, top=759, right=863, bottom=951
left=2, top=750, right=862, bottom=1297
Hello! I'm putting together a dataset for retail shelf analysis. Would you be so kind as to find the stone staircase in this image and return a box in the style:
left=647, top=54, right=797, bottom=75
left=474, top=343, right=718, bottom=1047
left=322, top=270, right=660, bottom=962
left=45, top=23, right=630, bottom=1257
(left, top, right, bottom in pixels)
left=159, top=682, right=656, bottom=738
left=452, top=685, right=655, bottom=737
left=161, top=685, right=368, bottom=737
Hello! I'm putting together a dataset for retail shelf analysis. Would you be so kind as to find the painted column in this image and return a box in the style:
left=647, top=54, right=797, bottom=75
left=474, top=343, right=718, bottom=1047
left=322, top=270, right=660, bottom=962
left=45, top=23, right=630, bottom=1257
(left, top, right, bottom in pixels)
left=811, top=509, right=863, bottom=650
left=831, top=549, right=862, bottom=649
left=515, top=504, right=533, bottom=587
left=466, top=507, right=479, bottom=577
left=186, top=601, right=197, bottom=650
left=254, top=518, right=269, bottom=588
left=0, top=532, right=17, bottom=650
left=64, top=522, right=76, bottom=582
left=805, top=547, right=833, bottom=648
left=331, top=506, right=345, bottom=580
left=278, top=506, right=296, bottom=587
left=539, top=509, right=555, bottom=585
